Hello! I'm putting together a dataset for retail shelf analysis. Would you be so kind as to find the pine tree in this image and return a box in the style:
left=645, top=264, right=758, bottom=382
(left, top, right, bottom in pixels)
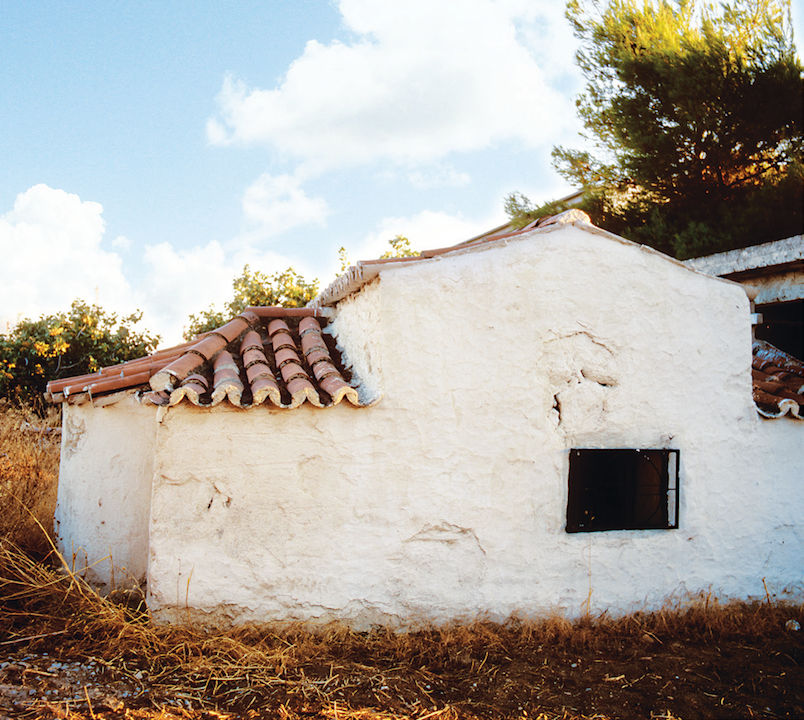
left=509, top=0, right=803, bottom=258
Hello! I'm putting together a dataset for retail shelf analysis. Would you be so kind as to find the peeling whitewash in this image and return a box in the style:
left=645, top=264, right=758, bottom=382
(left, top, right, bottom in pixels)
left=55, top=393, right=155, bottom=588
left=55, top=222, right=803, bottom=628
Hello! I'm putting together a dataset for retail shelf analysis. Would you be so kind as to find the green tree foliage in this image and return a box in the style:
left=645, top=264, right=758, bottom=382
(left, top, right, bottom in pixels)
left=186, top=237, right=421, bottom=340
left=508, top=0, right=803, bottom=258
left=338, top=235, right=420, bottom=271
left=0, top=300, right=159, bottom=412
left=380, top=235, right=419, bottom=259
left=184, top=265, right=320, bottom=339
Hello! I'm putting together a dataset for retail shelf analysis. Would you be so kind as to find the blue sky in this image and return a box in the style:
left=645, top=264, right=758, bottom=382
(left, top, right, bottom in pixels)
left=2, top=0, right=801, bottom=345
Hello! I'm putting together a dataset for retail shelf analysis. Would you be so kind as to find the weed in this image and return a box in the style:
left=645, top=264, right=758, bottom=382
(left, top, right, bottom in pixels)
left=0, top=400, right=60, bottom=554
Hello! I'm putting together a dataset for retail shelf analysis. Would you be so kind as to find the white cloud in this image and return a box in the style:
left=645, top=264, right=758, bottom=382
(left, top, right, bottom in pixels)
left=111, top=235, right=132, bottom=251
left=349, top=208, right=507, bottom=264
left=207, top=0, right=581, bottom=172
left=241, top=172, right=330, bottom=238
left=406, top=166, right=472, bottom=189
left=0, top=185, right=330, bottom=348
left=139, top=240, right=320, bottom=347
left=501, top=0, right=584, bottom=86
left=140, top=240, right=231, bottom=344
left=0, top=184, right=135, bottom=330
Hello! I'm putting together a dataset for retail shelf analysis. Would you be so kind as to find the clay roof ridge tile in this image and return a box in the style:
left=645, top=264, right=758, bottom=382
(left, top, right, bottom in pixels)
left=150, top=352, right=207, bottom=393
left=267, top=318, right=291, bottom=336
left=301, top=332, right=328, bottom=353
left=214, top=360, right=240, bottom=374
left=319, top=374, right=360, bottom=406
left=251, top=376, right=282, bottom=407
left=286, top=379, right=322, bottom=408
left=275, top=348, right=301, bottom=367
left=48, top=371, right=102, bottom=394
left=238, top=309, right=260, bottom=325
left=211, top=314, right=256, bottom=345
left=64, top=369, right=153, bottom=398
left=240, top=330, right=264, bottom=352
left=246, top=364, right=274, bottom=382
left=272, top=334, right=296, bottom=351
left=243, top=353, right=268, bottom=369
left=280, top=363, right=311, bottom=383
left=211, top=380, right=244, bottom=407
left=181, top=372, right=209, bottom=390
left=141, top=390, right=170, bottom=406
left=191, top=335, right=228, bottom=362
left=167, top=386, right=196, bottom=407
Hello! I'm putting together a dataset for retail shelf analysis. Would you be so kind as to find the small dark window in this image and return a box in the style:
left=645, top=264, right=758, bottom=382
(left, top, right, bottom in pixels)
left=755, top=300, right=803, bottom=360
left=566, top=449, right=679, bottom=533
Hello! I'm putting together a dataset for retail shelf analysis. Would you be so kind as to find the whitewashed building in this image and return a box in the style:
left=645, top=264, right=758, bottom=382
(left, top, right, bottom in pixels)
left=48, top=211, right=803, bottom=628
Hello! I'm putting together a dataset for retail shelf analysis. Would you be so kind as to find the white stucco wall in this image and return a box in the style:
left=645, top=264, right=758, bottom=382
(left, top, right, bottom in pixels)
left=143, top=223, right=803, bottom=627
left=329, top=279, right=384, bottom=405
left=55, top=393, right=155, bottom=590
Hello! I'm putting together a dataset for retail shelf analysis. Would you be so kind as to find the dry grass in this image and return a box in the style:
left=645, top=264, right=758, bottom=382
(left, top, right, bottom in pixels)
left=0, top=403, right=801, bottom=719
left=1, top=530, right=800, bottom=718
left=0, top=399, right=60, bottom=555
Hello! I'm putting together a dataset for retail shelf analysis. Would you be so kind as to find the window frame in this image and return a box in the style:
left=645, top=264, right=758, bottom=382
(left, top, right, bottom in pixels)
left=566, top=448, right=680, bottom=534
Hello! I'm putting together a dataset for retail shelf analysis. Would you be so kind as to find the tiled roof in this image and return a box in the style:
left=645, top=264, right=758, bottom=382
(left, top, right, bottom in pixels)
left=46, top=308, right=369, bottom=410
left=752, top=340, right=804, bottom=419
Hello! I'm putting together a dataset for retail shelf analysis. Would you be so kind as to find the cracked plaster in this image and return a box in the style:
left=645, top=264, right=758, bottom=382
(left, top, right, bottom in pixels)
left=55, top=223, right=803, bottom=627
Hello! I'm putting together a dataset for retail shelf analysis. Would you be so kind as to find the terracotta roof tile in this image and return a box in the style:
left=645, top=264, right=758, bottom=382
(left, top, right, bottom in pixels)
left=212, top=312, right=257, bottom=343
left=46, top=308, right=367, bottom=410
left=150, top=352, right=206, bottom=391
left=752, top=340, right=804, bottom=419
